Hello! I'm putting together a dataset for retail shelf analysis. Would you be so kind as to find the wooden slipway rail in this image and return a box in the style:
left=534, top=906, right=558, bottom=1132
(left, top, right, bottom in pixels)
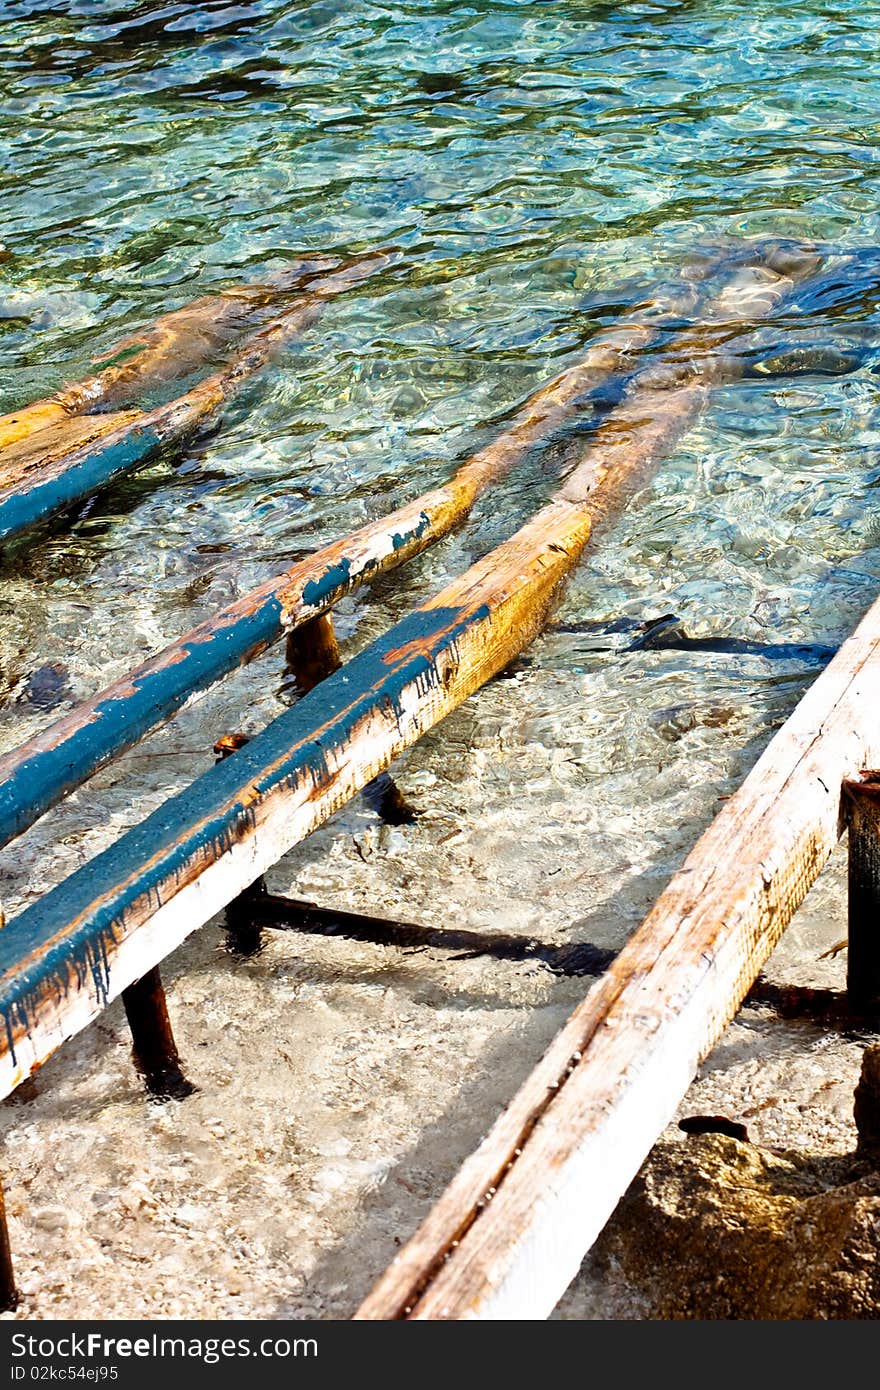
left=0, top=241, right=848, bottom=1313
left=0, top=251, right=342, bottom=450
left=356, top=592, right=880, bottom=1319
left=0, top=245, right=752, bottom=849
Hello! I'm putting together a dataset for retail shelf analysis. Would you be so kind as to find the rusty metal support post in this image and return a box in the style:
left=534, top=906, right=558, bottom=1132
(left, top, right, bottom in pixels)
left=843, top=775, right=880, bottom=1015
left=0, top=1177, right=16, bottom=1311
left=121, top=966, right=194, bottom=1100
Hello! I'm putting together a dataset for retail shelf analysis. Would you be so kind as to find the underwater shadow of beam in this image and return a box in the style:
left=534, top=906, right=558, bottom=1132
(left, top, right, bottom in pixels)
left=746, top=977, right=880, bottom=1036
left=228, top=893, right=617, bottom=979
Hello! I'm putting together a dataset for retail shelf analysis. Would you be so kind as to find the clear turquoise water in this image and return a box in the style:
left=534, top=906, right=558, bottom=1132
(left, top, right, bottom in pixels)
left=1, top=0, right=879, bottom=926
left=1, top=0, right=878, bottom=571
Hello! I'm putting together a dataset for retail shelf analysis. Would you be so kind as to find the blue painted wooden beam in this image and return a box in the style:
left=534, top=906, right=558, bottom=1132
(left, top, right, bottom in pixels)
left=0, top=418, right=193, bottom=546
left=0, top=252, right=343, bottom=450
left=0, top=499, right=592, bottom=1092
left=0, top=483, right=484, bottom=851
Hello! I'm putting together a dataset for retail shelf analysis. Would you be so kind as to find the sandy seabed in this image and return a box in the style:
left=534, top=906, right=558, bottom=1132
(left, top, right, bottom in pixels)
left=0, top=653, right=862, bottom=1322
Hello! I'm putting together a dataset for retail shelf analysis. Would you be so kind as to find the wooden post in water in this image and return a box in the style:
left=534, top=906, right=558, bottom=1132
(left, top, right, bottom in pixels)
left=121, top=967, right=194, bottom=1100
left=843, top=774, right=880, bottom=1014
left=286, top=613, right=342, bottom=693
left=220, top=614, right=344, bottom=956
left=285, top=613, right=415, bottom=822
left=214, top=734, right=268, bottom=959
left=0, top=1178, right=16, bottom=1312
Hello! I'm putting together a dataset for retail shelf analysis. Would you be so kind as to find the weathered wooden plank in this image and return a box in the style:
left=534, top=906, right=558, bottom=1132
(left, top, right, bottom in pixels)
left=0, top=380, right=222, bottom=544
left=0, top=245, right=817, bottom=1102
left=0, top=255, right=726, bottom=849
left=0, top=409, right=143, bottom=491
left=0, top=251, right=341, bottom=452
left=0, top=500, right=592, bottom=1096
left=0, top=251, right=394, bottom=544
left=0, top=476, right=496, bottom=848
left=355, top=593, right=880, bottom=1322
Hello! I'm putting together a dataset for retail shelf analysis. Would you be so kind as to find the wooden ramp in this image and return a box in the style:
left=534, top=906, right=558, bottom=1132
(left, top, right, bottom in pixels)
left=0, top=245, right=722, bottom=851
left=0, top=238, right=867, bottom=1317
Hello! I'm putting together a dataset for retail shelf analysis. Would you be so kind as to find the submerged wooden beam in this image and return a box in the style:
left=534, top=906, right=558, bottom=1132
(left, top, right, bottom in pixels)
left=0, top=250, right=395, bottom=545
left=0, top=252, right=737, bottom=851
left=356, top=603, right=880, bottom=1322
left=0, top=247, right=817, bottom=1100
left=0, top=251, right=341, bottom=452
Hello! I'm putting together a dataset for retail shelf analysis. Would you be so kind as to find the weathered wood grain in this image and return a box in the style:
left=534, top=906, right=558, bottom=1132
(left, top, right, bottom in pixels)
left=355, top=558, right=880, bottom=1322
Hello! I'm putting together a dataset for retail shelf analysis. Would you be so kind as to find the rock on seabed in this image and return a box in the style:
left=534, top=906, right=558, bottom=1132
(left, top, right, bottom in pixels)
left=589, top=1133, right=880, bottom=1319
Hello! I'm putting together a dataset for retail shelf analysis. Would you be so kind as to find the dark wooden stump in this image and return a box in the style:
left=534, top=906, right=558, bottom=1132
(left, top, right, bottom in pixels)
left=285, top=612, right=341, bottom=693
left=122, top=967, right=194, bottom=1100
left=214, top=730, right=269, bottom=958
left=0, top=1177, right=16, bottom=1311
left=843, top=775, right=880, bottom=1014
left=854, top=1042, right=880, bottom=1157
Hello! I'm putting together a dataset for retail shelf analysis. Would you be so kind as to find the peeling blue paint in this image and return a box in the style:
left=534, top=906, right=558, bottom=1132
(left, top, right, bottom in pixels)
left=392, top=510, right=430, bottom=550
left=0, top=427, right=166, bottom=545
left=0, top=597, right=285, bottom=850
left=0, top=503, right=449, bottom=855
left=301, top=557, right=353, bottom=609
left=0, top=600, right=490, bottom=1056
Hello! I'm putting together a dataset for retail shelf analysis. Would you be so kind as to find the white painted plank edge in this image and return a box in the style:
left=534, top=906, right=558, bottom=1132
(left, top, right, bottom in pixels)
left=356, top=590, right=880, bottom=1319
